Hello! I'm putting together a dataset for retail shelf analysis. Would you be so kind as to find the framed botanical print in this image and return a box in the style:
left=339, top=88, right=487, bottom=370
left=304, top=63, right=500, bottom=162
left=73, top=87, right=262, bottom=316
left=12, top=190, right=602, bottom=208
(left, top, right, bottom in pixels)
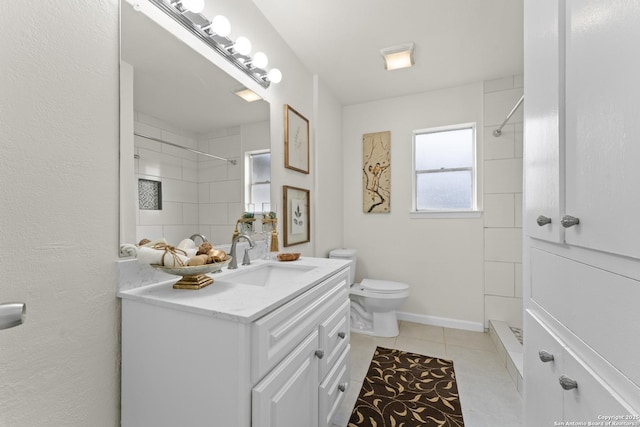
left=284, top=104, right=309, bottom=174
left=283, top=185, right=310, bottom=246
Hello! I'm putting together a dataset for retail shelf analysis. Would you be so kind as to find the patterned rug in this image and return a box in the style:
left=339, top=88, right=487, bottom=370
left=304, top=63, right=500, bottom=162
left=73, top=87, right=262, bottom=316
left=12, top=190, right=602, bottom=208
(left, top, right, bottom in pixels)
left=348, top=347, right=464, bottom=427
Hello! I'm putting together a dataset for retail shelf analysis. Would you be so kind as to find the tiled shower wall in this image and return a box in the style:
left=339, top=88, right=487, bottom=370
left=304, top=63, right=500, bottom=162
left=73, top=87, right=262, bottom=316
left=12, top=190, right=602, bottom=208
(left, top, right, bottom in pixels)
left=133, top=112, right=247, bottom=246
left=483, top=76, right=524, bottom=329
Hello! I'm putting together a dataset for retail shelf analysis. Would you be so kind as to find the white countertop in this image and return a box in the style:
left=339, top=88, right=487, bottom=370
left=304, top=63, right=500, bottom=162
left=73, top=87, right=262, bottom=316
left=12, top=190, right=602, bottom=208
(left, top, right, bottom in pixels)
left=117, top=257, right=350, bottom=323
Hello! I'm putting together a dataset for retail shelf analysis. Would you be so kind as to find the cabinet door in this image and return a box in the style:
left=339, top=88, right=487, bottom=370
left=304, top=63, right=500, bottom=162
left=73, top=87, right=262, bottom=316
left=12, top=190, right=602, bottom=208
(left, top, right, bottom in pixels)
left=252, top=330, right=320, bottom=427
left=523, top=0, right=565, bottom=243
left=524, top=311, right=564, bottom=427
left=564, top=0, right=640, bottom=259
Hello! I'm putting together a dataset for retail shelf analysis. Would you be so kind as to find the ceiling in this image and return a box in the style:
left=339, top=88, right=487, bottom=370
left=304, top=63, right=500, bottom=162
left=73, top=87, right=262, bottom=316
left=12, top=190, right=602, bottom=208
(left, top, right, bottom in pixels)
left=253, top=0, right=524, bottom=105
left=121, top=2, right=269, bottom=135
left=120, top=0, right=523, bottom=132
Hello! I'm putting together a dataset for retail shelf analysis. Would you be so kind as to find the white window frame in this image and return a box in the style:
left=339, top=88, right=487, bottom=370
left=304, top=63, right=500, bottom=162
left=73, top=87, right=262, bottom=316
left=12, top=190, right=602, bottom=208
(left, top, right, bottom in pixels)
left=410, top=123, right=481, bottom=219
left=244, top=149, right=271, bottom=212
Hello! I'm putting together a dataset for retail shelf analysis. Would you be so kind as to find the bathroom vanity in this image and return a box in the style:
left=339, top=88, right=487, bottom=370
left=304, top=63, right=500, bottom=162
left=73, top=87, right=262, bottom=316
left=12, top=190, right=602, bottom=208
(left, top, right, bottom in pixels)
left=118, top=257, right=351, bottom=427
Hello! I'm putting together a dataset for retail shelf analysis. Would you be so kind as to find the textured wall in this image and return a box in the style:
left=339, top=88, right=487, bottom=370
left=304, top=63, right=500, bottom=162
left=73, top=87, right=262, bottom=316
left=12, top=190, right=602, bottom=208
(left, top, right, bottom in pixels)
left=0, top=1, right=120, bottom=426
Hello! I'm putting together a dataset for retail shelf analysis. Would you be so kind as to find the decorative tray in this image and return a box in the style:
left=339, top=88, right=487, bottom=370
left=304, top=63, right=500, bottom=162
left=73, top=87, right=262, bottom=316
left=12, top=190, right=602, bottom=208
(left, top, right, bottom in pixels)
left=277, top=253, right=301, bottom=262
left=151, top=256, right=231, bottom=289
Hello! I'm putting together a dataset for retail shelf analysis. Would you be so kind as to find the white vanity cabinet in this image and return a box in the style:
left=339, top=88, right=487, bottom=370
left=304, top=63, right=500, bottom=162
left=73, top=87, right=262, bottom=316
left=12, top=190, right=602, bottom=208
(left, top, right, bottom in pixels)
left=120, top=261, right=351, bottom=427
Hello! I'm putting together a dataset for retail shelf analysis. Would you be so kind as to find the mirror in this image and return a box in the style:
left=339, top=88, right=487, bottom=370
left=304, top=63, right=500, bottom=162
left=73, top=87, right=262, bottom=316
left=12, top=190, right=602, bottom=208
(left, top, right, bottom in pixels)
left=120, top=1, right=270, bottom=249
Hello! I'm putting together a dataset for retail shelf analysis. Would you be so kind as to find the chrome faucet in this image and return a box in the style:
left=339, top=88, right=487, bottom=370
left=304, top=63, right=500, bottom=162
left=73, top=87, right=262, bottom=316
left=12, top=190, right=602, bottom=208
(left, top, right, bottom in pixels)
left=190, top=234, right=208, bottom=244
left=228, top=234, right=255, bottom=269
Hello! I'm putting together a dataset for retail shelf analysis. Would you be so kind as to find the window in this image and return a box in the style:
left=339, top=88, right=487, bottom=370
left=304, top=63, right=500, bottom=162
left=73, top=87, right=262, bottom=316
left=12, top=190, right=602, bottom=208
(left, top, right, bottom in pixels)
left=245, top=150, right=270, bottom=211
left=412, top=124, right=478, bottom=215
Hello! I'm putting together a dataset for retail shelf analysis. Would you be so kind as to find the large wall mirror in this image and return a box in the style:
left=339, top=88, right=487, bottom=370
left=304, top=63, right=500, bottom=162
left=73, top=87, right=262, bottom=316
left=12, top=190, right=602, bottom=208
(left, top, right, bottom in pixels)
left=120, top=1, right=270, bottom=252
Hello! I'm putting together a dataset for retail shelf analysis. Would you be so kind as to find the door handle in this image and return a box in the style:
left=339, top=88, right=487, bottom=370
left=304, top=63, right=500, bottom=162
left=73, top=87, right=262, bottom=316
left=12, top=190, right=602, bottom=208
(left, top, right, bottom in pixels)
left=0, top=302, right=26, bottom=330
left=561, top=215, right=580, bottom=228
left=536, top=215, right=552, bottom=226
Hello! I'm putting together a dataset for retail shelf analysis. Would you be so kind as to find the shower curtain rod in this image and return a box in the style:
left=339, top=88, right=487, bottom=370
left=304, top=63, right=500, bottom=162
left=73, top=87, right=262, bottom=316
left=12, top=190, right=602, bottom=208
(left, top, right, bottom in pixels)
left=493, top=94, right=524, bottom=137
left=133, top=132, right=238, bottom=165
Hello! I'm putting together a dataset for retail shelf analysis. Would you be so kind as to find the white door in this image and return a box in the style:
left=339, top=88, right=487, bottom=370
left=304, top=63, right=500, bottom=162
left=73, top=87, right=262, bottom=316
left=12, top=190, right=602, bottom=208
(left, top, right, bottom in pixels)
left=252, top=330, right=320, bottom=427
left=523, top=0, right=565, bottom=243
left=564, top=0, right=640, bottom=259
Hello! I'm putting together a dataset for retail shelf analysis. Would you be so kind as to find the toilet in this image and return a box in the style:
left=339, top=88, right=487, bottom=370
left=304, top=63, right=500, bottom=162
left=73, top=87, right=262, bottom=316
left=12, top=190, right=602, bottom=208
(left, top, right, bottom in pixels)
left=329, top=248, right=409, bottom=337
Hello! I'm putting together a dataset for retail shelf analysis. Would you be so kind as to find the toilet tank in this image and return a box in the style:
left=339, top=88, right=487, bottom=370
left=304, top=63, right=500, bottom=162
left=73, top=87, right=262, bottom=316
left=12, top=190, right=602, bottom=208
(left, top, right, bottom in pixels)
left=329, top=248, right=357, bottom=285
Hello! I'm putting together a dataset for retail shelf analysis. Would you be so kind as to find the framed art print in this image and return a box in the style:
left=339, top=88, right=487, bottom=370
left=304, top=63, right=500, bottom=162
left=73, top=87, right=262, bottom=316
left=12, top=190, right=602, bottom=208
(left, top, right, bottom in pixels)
left=284, top=104, right=310, bottom=174
left=283, top=185, right=310, bottom=246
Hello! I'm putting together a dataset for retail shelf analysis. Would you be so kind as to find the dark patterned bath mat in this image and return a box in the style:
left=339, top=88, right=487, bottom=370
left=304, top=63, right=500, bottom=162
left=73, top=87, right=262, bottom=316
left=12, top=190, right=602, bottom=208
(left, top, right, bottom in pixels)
left=349, top=347, right=464, bottom=427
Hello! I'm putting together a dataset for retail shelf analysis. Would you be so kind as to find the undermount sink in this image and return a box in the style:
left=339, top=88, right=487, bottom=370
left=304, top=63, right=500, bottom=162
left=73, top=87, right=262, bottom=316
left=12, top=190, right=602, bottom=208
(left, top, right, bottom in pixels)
left=222, top=263, right=316, bottom=287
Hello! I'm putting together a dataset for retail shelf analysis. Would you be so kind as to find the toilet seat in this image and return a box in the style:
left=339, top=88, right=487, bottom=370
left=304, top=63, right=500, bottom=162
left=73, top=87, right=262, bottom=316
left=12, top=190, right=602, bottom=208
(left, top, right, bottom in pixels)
left=358, top=278, right=409, bottom=294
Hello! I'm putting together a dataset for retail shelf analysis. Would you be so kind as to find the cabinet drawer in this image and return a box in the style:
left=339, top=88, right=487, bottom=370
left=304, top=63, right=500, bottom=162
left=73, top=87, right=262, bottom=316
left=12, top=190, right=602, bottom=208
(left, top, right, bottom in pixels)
left=319, top=345, right=351, bottom=427
left=531, top=249, right=640, bottom=386
left=563, top=346, right=634, bottom=423
left=252, top=269, right=349, bottom=382
left=318, top=299, right=350, bottom=379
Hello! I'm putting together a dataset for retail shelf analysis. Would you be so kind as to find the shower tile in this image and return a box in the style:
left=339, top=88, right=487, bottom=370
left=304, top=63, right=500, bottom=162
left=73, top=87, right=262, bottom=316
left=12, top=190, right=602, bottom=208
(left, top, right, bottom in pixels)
left=514, top=264, right=523, bottom=298
left=484, top=158, right=523, bottom=194
left=484, top=76, right=514, bottom=93
left=485, top=228, right=522, bottom=262
left=514, top=193, right=523, bottom=227
left=484, top=88, right=524, bottom=126
left=485, top=261, right=515, bottom=297
left=484, top=125, right=515, bottom=160
left=484, top=194, right=515, bottom=228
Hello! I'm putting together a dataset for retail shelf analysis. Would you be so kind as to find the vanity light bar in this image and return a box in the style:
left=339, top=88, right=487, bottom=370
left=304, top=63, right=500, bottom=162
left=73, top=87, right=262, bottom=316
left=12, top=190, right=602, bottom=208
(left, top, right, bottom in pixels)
left=149, top=0, right=280, bottom=88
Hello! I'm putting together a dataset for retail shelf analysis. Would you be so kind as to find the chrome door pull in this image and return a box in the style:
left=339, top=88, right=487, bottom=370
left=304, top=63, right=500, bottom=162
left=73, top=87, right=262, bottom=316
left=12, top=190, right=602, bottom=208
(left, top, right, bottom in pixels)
left=538, top=350, right=555, bottom=362
left=536, top=215, right=552, bottom=226
left=0, top=302, right=26, bottom=330
left=559, top=375, right=578, bottom=390
left=561, top=215, right=580, bottom=228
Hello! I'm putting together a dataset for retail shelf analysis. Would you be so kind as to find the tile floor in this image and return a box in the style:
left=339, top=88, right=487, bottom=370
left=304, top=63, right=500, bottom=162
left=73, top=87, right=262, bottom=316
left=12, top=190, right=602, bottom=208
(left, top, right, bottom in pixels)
left=332, top=321, right=523, bottom=427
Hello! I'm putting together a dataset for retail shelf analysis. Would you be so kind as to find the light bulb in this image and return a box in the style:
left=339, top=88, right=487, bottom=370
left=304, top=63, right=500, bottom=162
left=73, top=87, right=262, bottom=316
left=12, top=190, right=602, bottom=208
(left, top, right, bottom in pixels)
left=181, top=0, right=204, bottom=13
left=267, top=68, right=282, bottom=84
left=234, top=37, right=252, bottom=56
left=252, top=52, right=268, bottom=69
left=210, top=15, right=231, bottom=37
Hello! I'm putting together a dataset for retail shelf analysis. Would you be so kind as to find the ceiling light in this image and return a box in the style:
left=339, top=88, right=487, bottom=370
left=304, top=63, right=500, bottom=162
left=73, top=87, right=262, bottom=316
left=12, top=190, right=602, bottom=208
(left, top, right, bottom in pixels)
left=209, top=15, right=230, bottom=37
left=380, top=43, right=415, bottom=71
left=151, top=0, right=281, bottom=87
left=233, top=36, right=252, bottom=56
left=234, top=88, right=262, bottom=102
left=267, top=68, right=282, bottom=84
left=251, top=52, right=268, bottom=69
left=179, top=0, right=204, bottom=13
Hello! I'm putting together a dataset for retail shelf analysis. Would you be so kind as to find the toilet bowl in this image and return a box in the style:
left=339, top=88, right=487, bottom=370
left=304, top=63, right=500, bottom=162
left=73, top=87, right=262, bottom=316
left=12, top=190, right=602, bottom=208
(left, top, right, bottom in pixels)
left=329, top=248, right=410, bottom=338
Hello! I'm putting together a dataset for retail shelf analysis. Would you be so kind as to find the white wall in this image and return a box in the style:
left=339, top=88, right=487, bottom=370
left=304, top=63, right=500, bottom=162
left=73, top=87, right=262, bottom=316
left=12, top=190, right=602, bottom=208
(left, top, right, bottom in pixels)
left=482, top=76, right=524, bottom=329
left=343, top=83, right=486, bottom=329
left=314, top=76, right=345, bottom=257
left=0, top=1, right=120, bottom=426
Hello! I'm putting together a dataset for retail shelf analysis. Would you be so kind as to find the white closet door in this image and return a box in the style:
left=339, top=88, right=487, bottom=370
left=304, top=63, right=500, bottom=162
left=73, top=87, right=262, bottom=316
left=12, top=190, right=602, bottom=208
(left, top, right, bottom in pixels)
left=564, top=0, right=640, bottom=259
left=523, top=0, right=565, bottom=243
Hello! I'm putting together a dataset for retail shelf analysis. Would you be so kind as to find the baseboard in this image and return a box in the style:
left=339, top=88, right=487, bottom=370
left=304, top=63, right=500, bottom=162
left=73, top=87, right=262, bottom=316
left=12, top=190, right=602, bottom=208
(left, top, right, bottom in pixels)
left=396, top=311, right=485, bottom=332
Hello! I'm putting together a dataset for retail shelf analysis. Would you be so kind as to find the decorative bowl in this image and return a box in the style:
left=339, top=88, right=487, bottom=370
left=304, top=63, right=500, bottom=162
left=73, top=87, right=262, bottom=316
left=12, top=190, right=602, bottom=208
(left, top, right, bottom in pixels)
left=151, top=256, right=232, bottom=289
left=277, top=253, right=301, bottom=262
